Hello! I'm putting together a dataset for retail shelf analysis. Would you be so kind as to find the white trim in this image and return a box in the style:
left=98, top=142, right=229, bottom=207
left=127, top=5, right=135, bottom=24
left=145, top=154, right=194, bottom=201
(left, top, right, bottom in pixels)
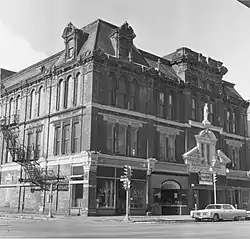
left=99, top=153, right=147, bottom=163
left=222, top=132, right=248, bottom=141
left=92, top=103, right=189, bottom=128
left=225, top=139, right=244, bottom=147
left=155, top=124, right=183, bottom=135
left=188, top=120, right=223, bottom=133
left=99, top=112, right=145, bottom=127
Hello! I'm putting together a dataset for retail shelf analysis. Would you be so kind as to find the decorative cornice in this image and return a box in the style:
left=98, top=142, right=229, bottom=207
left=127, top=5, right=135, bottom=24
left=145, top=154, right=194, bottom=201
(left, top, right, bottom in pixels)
left=99, top=112, right=145, bottom=127
left=92, top=103, right=190, bottom=128
left=188, top=120, right=223, bottom=133
left=154, top=124, right=183, bottom=135
left=225, top=139, right=244, bottom=148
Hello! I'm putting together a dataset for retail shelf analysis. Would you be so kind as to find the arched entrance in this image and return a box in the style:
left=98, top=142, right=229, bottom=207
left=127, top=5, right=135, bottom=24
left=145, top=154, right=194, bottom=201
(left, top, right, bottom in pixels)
left=161, top=180, right=182, bottom=215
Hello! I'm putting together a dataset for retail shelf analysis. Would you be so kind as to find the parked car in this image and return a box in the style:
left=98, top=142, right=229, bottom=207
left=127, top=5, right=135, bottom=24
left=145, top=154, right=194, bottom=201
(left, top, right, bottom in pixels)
left=190, top=204, right=247, bottom=222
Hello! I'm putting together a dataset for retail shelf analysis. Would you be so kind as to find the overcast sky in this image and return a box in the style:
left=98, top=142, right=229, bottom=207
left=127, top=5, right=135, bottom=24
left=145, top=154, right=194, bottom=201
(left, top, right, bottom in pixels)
left=0, top=0, right=250, bottom=100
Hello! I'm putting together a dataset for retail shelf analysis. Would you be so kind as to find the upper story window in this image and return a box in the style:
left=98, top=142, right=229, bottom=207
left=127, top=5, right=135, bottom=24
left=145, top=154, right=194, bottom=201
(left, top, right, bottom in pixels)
left=159, top=133, right=176, bottom=162
left=54, top=119, right=81, bottom=156
left=67, top=38, right=74, bottom=59
left=208, top=103, right=213, bottom=124
left=128, top=80, right=136, bottom=110
left=191, top=97, right=196, bottom=120
left=116, top=75, right=127, bottom=108
left=226, top=109, right=236, bottom=134
left=37, top=86, right=44, bottom=117
left=159, top=92, right=165, bottom=118
left=64, top=77, right=70, bottom=109
left=16, top=95, right=20, bottom=114
left=207, top=83, right=213, bottom=91
left=29, top=90, right=35, bottom=119
left=56, top=80, right=63, bottom=111
left=167, top=93, right=173, bottom=120
left=73, top=73, right=80, bottom=106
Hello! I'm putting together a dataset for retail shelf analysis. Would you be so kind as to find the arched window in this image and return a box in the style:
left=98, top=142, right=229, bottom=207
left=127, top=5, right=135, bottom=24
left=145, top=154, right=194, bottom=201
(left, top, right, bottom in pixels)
left=37, top=86, right=44, bottom=117
left=16, top=95, right=20, bottom=114
left=29, top=89, right=35, bottom=119
left=64, top=77, right=70, bottom=108
left=56, top=79, right=63, bottom=111
left=73, top=73, right=80, bottom=106
left=9, top=98, right=13, bottom=123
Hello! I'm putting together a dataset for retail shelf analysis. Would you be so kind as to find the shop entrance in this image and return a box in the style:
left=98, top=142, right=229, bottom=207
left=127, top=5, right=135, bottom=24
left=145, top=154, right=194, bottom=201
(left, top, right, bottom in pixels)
left=161, top=180, right=182, bottom=215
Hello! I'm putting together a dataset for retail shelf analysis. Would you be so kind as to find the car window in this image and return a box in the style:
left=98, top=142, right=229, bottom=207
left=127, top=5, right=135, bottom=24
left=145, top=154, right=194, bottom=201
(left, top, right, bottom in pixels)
left=223, top=205, right=232, bottom=210
left=215, top=205, right=222, bottom=209
left=205, top=205, right=215, bottom=209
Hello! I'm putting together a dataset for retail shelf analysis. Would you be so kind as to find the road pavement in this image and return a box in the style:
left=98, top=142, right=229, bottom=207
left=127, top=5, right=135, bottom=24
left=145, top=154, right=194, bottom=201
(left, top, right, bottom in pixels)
left=1, top=217, right=250, bottom=238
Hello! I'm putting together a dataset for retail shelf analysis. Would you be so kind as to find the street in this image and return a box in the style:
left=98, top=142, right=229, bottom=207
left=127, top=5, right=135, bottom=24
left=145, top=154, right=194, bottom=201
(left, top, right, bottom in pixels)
left=1, top=217, right=250, bottom=238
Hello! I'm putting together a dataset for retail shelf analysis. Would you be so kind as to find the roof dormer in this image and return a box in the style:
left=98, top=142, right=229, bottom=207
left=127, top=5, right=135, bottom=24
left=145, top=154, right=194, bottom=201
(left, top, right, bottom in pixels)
left=110, top=21, right=136, bottom=60
left=62, top=22, right=88, bottom=61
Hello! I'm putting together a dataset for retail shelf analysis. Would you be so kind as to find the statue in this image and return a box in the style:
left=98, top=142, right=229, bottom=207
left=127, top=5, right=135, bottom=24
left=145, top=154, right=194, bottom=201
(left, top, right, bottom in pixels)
left=203, top=103, right=209, bottom=121
left=202, top=103, right=211, bottom=125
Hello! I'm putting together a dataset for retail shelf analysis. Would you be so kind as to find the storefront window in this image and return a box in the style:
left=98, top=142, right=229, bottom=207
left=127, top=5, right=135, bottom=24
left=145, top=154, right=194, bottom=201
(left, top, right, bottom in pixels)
left=131, top=181, right=146, bottom=209
left=96, top=178, right=115, bottom=208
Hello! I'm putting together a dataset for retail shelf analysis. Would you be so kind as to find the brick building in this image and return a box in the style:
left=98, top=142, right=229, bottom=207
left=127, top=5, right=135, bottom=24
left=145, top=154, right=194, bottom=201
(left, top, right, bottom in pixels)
left=0, top=19, right=249, bottom=216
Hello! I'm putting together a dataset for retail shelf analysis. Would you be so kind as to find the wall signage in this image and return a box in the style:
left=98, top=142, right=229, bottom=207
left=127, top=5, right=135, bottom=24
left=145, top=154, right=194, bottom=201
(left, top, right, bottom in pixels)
left=198, top=173, right=213, bottom=185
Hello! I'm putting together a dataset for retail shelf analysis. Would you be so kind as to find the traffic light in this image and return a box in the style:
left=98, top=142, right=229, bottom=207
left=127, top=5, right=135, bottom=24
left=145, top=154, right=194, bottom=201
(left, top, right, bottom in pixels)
left=123, top=165, right=132, bottom=179
left=213, top=173, right=217, bottom=183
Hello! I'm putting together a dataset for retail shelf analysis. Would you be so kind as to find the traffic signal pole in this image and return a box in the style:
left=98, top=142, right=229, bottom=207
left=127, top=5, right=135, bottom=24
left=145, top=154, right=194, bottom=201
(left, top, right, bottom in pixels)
left=125, top=179, right=131, bottom=222
left=213, top=173, right=217, bottom=204
left=121, top=165, right=132, bottom=222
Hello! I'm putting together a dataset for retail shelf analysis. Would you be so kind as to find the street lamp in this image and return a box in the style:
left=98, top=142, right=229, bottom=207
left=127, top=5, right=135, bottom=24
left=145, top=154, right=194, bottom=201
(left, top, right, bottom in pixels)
left=209, top=157, right=217, bottom=204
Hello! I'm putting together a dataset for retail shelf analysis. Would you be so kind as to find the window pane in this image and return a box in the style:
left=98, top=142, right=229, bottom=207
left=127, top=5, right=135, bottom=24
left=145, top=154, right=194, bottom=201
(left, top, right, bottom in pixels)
left=55, top=127, right=61, bottom=155
left=106, top=123, right=113, bottom=153
left=96, top=178, right=115, bottom=208
left=63, top=124, right=70, bottom=154
left=73, top=75, right=79, bottom=106
left=72, top=122, right=80, bottom=153
left=130, top=127, right=137, bottom=156
left=118, top=125, right=126, bottom=155
left=159, top=133, right=166, bottom=160
left=131, top=181, right=146, bottom=209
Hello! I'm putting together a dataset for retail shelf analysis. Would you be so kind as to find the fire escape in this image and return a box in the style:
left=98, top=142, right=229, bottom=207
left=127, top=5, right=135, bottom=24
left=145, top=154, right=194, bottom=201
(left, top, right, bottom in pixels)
left=0, top=114, right=68, bottom=191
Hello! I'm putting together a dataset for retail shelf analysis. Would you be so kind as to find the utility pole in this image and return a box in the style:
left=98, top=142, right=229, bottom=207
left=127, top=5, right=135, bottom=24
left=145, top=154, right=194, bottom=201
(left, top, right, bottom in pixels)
left=120, top=165, right=133, bottom=222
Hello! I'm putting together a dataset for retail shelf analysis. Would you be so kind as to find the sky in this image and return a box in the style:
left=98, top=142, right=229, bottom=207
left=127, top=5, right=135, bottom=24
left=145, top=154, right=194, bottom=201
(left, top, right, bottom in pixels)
left=0, top=0, right=250, bottom=100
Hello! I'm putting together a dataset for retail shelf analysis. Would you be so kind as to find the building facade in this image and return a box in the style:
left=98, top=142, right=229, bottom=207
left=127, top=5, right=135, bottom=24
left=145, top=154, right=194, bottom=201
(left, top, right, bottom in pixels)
left=0, top=19, right=249, bottom=216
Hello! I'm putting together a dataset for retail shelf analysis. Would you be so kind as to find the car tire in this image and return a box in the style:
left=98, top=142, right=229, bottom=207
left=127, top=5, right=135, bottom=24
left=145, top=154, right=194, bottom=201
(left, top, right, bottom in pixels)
left=234, top=216, right=240, bottom=221
left=213, top=214, right=219, bottom=222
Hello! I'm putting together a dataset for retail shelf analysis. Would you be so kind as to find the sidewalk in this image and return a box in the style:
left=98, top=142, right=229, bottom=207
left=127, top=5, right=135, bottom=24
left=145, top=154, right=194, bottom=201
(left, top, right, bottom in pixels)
left=0, top=208, right=194, bottom=223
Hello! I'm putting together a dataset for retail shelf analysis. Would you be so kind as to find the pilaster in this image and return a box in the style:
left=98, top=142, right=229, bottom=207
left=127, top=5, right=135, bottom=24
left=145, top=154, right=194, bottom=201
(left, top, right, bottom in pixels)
left=81, top=151, right=98, bottom=216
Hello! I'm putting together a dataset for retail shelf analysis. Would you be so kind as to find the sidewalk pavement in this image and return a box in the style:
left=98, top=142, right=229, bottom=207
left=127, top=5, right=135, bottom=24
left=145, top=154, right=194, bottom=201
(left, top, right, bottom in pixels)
left=0, top=209, right=194, bottom=223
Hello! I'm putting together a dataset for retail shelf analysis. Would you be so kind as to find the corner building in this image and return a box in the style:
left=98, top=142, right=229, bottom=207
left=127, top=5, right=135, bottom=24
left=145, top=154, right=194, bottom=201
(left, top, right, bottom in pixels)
left=0, top=19, right=249, bottom=216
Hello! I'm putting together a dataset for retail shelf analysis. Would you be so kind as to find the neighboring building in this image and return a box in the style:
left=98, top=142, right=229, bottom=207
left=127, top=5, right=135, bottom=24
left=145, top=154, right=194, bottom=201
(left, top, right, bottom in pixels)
left=237, top=0, right=250, bottom=8
left=0, top=19, right=249, bottom=216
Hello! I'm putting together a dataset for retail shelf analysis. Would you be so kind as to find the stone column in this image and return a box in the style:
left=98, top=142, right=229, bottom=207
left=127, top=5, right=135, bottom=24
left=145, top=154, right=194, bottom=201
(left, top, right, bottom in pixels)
left=146, top=158, right=157, bottom=214
left=81, top=151, right=98, bottom=216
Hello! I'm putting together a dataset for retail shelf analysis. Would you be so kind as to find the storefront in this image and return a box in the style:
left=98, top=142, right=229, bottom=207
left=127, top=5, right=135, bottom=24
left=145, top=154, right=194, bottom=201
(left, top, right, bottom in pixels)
left=96, top=165, right=147, bottom=216
left=150, top=173, right=189, bottom=215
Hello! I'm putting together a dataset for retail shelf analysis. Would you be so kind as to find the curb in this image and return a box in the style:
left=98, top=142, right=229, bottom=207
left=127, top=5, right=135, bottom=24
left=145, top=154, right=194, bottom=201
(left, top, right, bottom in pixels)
left=130, top=219, right=195, bottom=223
left=0, top=214, right=62, bottom=220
